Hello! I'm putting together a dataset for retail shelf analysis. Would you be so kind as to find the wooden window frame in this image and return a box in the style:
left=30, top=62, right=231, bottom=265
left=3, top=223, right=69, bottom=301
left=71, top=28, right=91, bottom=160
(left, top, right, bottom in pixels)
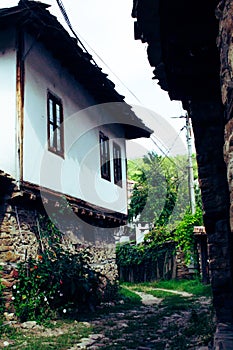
left=113, top=142, right=122, bottom=187
left=99, top=131, right=111, bottom=181
left=47, top=91, right=64, bottom=157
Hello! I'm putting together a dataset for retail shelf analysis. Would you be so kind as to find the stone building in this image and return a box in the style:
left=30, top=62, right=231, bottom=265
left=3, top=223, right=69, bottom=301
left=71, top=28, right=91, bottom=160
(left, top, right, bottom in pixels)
left=132, top=0, right=233, bottom=347
left=0, top=1, right=152, bottom=303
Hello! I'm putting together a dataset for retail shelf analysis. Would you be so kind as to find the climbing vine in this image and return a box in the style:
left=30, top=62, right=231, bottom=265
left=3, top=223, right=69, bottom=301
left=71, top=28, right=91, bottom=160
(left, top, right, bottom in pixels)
left=174, top=207, right=203, bottom=263
left=116, top=241, right=176, bottom=282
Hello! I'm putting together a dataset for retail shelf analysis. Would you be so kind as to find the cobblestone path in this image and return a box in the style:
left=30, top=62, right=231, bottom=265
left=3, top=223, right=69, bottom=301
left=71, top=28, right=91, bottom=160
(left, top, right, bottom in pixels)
left=73, top=290, right=213, bottom=350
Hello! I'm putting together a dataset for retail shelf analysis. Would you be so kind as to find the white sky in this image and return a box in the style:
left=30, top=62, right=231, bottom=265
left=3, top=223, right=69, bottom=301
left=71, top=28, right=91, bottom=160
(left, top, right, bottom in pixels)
left=1, top=0, right=190, bottom=156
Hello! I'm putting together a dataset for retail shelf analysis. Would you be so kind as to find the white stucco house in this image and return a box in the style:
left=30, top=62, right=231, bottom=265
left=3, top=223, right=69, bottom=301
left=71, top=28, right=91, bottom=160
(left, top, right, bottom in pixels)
left=0, top=0, right=152, bottom=233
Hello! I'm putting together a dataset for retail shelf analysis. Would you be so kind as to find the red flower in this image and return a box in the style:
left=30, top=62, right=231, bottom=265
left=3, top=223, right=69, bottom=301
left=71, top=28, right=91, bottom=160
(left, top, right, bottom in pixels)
left=34, top=265, right=38, bottom=269
left=60, top=279, right=63, bottom=285
left=12, top=269, right=18, bottom=278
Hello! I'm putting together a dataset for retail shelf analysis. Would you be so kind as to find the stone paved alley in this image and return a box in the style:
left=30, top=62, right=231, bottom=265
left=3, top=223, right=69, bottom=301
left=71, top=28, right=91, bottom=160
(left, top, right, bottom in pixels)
left=0, top=289, right=214, bottom=349
left=72, top=289, right=213, bottom=350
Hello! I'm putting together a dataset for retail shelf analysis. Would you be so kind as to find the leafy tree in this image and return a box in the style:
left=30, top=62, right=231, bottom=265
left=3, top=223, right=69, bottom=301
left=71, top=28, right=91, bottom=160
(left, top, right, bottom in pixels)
left=127, top=152, right=203, bottom=263
left=128, top=152, right=190, bottom=228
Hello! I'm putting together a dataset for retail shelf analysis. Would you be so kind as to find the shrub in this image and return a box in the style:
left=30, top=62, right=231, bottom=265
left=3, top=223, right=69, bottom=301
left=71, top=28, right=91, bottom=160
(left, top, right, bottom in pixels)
left=174, top=207, right=203, bottom=264
left=116, top=241, right=175, bottom=282
left=11, top=218, right=103, bottom=322
left=12, top=251, right=102, bottom=322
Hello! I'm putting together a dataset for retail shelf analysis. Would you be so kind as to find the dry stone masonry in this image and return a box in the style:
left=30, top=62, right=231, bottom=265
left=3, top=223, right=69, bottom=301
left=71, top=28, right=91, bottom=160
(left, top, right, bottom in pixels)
left=0, top=186, right=118, bottom=309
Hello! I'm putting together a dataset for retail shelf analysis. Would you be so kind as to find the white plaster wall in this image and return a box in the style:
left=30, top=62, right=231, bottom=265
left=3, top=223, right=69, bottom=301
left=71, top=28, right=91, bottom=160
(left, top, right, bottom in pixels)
left=23, top=34, right=127, bottom=214
left=0, top=29, right=17, bottom=178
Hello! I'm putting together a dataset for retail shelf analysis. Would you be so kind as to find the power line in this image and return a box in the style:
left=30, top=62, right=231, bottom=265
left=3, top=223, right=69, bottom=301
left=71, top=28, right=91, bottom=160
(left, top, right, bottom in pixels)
left=157, top=126, right=186, bottom=163
left=150, top=133, right=188, bottom=173
left=172, top=115, right=196, bottom=213
left=55, top=0, right=98, bottom=67
left=55, top=0, right=142, bottom=104
left=54, top=0, right=148, bottom=105
left=54, top=0, right=188, bottom=166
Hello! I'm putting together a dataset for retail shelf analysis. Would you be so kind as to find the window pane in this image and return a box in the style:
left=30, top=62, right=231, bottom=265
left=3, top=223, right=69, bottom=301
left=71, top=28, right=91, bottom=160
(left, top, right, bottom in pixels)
left=56, top=104, right=61, bottom=127
left=49, top=124, right=54, bottom=148
left=47, top=92, right=64, bottom=156
left=113, top=143, right=122, bottom=186
left=57, top=127, right=61, bottom=152
left=99, top=132, right=110, bottom=181
left=49, top=99, right=53, bottom=123
left=100, top=138, right=104, bottom=155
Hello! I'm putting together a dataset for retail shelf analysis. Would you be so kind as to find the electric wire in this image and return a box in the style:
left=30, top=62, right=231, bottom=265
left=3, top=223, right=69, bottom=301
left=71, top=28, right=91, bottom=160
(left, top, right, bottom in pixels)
left=54, top=1, right=189, bottom=165
left=55, top=0, right=99, bottom=67
left=21, top=0, right=188, bottom=167
left=155, top=126, right=186, bottom=165
left=56, top=0, right=143, bottom=104
left=53, top=0, right=190, bottom=174
left=150, top=132, right=189, bottom=174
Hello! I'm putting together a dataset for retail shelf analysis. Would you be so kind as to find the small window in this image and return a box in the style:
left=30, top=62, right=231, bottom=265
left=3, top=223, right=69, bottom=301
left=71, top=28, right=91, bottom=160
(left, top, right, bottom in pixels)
left=47, top=91, right=64, bottom=157
left=113, top=142, right=122, bottom=187
left=99, top=132, right=111, bottom=181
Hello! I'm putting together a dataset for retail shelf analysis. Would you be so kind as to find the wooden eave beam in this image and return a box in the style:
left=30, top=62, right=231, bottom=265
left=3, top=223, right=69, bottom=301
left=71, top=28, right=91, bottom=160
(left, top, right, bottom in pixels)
left=14, top=181, right=128, bottom=227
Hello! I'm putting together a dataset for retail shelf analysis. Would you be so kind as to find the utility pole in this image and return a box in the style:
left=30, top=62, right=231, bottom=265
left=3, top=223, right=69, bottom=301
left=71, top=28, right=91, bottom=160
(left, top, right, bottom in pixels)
left=171, top=114, right=196, bottom=213
left=185, top=114, right=196, bottom=214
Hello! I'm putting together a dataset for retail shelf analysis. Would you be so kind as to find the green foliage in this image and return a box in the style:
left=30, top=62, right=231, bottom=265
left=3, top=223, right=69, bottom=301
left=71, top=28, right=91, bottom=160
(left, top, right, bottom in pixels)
left=116, top=242, right=143, bottom=267
left=143, top=206, right=203, bottom=264
left=116, top=241, right=175, bottom=282
left=128, top=152, right=176, bottom=224
left=128, top=152, right=202, bottom=231
left=124, top=278, right=212, bottom=298
left=144, top=225, right=172, bottom=245
left=127, top=158, right=144, bottom=181
left=174, top=207, right=203, bottom=263
left=127, top=151, right=204, bottom=266
left=12, top=219, right=103, bottom=322
left=0, top=321, right=93, bottom=350
left=118, top=286, right=141, bottom=305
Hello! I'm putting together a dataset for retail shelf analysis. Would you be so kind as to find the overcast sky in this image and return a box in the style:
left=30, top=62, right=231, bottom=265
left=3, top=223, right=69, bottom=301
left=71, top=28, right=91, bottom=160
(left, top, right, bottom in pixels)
left=1, top=0, right=189, bottom=156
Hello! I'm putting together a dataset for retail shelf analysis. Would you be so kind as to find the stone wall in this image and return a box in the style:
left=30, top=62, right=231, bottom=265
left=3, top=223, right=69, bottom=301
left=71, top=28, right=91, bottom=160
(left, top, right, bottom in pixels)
left=175, top=249, right=191, bottom=280
left=0, top=198, right=39, bottom=308
left=217, top=0, right=233, bottom=230
left=0, top=191, right=118, bottom=309
left=189, top=99, right=233, bottom=325
left=215, top=0, right=233, bottom=328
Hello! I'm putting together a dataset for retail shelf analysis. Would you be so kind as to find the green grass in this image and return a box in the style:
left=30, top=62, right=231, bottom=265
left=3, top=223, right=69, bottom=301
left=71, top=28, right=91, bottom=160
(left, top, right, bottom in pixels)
left=96, top=283, right=215, bottom=350
left=118, top=285, right=142, bottom=304
left=122, top=278, right=212, bottom=297
left=0, top=320, right=93, bottom=350
left=114, top=279, right=215, bottom=349
left=0, top=279, right=214, bottom=349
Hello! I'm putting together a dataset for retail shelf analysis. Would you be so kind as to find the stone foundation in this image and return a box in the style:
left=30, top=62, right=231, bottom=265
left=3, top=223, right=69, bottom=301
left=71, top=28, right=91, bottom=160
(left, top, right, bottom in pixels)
left=0, top=190, right=119, bottom=309
left=213, top=323, right=233, bottom=349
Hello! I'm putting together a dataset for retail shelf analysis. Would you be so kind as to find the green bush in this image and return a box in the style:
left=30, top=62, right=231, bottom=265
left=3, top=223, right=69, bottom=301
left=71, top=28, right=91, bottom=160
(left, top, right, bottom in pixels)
left=116, top=241, right=175, bottom=282
left=116, top=241, right=175, bottom=267
left=11, top=219, right=103, bottom=322
left=12, top=251, right=102, bottom=322
left=174, top=207, right=203, bottom=263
